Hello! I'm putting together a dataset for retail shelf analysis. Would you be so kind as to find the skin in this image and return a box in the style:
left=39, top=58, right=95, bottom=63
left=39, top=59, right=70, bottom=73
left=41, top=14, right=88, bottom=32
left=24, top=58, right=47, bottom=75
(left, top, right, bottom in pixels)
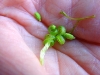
left=0, top=0, right=100, bottom=75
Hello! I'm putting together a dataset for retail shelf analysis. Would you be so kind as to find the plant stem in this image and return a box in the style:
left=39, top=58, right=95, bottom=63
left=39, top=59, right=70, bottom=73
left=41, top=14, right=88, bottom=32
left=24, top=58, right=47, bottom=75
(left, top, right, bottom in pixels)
left=69, top=20, right=80, bottom=33
left=60, top=11, right=95, bottom=21
left=40, top=43, right=50, bottom=65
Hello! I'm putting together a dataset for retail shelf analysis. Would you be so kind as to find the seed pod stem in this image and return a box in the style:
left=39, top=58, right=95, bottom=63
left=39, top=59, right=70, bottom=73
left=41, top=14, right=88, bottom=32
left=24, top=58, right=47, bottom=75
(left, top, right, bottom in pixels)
left=40, top=43, right=50, bottom=65
left=60, top=11, right=95, bottom=21
left=69, top=20, right=80, bottom=33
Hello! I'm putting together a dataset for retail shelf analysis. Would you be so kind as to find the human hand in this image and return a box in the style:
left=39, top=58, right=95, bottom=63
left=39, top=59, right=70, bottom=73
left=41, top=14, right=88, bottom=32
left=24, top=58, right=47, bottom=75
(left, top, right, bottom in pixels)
left=0, top=0, right=99, bottom=75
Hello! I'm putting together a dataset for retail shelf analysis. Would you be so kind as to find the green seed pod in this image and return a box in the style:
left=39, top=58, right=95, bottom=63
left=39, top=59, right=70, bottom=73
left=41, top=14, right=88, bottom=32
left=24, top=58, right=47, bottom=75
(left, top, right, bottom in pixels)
left=45, top=34, right=56, bottom=40
left=63, top=33, right=75, bottom=40
left=48, top=24, right=56, bottom=30
left=57, top=26, right=66, bottom=35
left=43, top=38, right=55, bottom=46
left=34, top=12, right=41, bottom=21
left=56, top=34, right=65, bottom=45
left=48, top=25, right=58, bottom=35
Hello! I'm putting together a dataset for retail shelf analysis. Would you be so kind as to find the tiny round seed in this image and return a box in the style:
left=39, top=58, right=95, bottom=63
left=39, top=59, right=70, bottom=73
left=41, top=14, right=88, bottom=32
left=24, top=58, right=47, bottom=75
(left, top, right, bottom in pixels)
left=34, top=12, right=41, bottom=21
left=56, top=34, right=65, bottom=45
left=43, top=38, right=55, bottom=46
left=45, top=34, right=56, bottom=40
left=57, top=26, right=66, bottom=35
left=48, top=25, right=58, bottom=35
left=63, top=33, right=75, bottom=40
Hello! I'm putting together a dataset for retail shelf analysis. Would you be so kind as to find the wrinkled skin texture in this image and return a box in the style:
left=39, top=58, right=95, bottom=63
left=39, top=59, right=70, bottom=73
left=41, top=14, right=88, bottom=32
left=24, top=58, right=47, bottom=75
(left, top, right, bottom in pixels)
left=0, top=0, right=100, bottom=75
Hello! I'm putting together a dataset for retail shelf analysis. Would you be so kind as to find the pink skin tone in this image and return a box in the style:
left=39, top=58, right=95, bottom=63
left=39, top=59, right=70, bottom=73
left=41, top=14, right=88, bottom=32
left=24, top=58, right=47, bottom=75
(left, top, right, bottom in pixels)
left=0, top=0, right=100, bottom=75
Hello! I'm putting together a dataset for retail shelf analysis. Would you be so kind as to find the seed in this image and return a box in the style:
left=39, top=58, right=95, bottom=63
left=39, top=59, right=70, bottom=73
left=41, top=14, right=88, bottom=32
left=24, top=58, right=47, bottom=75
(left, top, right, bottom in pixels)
left=63, top=33, right=75, bottom=40
left=34, top=12, right=41, bottom=21
left=56, top=34, right=65, bottom=45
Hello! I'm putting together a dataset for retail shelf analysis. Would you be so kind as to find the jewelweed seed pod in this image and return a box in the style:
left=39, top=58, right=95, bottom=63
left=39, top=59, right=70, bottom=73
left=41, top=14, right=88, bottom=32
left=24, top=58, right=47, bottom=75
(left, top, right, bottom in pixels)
left=48, top=25, right=58, bottom=35
left=45, top=34, right=56, bottom=40
left=56, top=34, right=65, bottom=45
left=48, top=24, right=56, bottom=30
left=43, top=38, right=55, bottom=47
left=34, top=12, right=41, bottom=21
left=57, top=26, right=66, bottom=35
left=63, top=33, right=75, bottom=40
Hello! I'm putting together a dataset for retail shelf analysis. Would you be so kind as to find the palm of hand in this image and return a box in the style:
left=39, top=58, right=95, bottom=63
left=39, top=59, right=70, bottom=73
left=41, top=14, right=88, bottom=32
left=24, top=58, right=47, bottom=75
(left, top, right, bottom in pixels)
left=0, top=0, right=100, bottom=75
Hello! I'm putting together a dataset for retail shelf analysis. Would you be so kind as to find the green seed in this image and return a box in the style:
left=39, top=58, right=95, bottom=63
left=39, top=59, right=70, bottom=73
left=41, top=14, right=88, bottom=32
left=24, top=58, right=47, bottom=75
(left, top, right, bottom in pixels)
left=48, top=25, right=58, bottom=35
left=34, top=12, right=41, bottom=21
left=57, top=26, right=66, bottom=35
left=45, top=34, right=56, bottom=40
left=48, top=25, right=56, bottom=30
left=43, top=38, right=55, bottom=46
left=56, top=34, right=65, bottom=45
left=63, top=33, right=75, bottom=40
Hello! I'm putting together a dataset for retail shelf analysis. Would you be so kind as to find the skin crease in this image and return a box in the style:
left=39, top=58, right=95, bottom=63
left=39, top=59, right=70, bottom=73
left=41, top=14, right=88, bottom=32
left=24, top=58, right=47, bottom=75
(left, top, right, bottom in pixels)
left=0, top=0, right=100, bottom=75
